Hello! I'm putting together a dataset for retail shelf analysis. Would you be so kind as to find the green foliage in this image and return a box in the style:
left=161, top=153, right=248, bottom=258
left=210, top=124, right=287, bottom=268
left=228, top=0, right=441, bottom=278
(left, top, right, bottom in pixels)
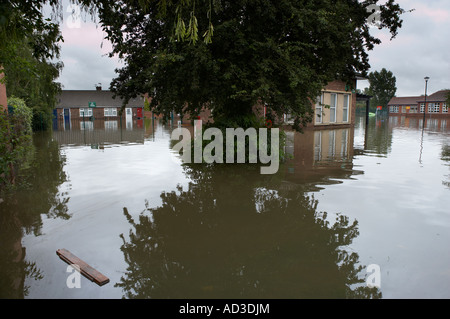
left=366, top=68, right=397, bottom=110
left=7, top=96, right=33, bottom=134
left=0, top=1, right=63, bottom=66
left=1, top=2, right=63, bottom=131
left=3, top=38, right=63, bottom=132
left=97, top=0, right=406, bottom=131
left=0, top=97, right=34, bottom=193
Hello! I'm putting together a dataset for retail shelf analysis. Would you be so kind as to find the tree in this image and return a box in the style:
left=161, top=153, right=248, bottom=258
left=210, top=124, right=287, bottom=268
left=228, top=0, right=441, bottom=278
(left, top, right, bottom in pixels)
left=0, top=1, right=66, bottom=129
left=94, top=0, right=406, bottom=130
left=3, top=38, right=63, bottom=131
left=366, top=68, right=397, bottom=111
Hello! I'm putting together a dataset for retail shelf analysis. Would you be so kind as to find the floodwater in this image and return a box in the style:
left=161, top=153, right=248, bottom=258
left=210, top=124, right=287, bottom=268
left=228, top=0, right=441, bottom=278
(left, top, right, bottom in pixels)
left=0, top=115, right=449, bottom=299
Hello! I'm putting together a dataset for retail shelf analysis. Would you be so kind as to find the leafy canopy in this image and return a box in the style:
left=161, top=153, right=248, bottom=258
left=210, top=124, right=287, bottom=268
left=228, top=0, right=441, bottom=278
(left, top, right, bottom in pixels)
left=95, top=0, right=405, bottom=130
left=366, top=68, right=397, bottom=109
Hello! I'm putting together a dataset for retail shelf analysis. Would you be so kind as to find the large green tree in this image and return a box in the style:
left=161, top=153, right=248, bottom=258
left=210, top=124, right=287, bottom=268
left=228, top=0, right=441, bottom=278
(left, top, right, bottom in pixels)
left=366, top=68, right=397, bottom=111
left=94, top=0, right=406, bottom=130
left=3, top=38, right=64, bottom=131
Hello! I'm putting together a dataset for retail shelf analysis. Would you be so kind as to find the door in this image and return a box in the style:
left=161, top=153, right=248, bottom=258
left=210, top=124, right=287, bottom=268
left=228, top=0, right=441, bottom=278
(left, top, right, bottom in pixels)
left=125, top=107, right=133, bottom=130
left=63, top=108, right=71, bottom=130
left=137, top=107, right=143, bottom=119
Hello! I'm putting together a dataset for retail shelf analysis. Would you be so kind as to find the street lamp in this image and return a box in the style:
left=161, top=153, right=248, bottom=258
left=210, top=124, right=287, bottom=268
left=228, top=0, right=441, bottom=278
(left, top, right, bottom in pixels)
left=423, top=76, right=430, bottom=125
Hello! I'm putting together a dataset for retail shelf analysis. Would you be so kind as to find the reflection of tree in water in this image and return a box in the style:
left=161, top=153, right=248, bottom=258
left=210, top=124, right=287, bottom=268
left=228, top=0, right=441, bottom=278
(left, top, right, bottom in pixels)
left=0, top=132, right=69, bottom=298
left=364, top=116, right=393, bottom=156
left=117, top=165, right=381, bottom=299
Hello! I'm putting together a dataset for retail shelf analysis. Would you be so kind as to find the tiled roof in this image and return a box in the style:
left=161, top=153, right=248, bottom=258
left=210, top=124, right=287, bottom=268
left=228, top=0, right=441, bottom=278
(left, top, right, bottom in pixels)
left=388, top=96, right=421, bottom=105
left=389, top=90, right=450, bottom=105
left=417, top=90, right=450, bottom=102
left=56, top=90, right=145, bottom=108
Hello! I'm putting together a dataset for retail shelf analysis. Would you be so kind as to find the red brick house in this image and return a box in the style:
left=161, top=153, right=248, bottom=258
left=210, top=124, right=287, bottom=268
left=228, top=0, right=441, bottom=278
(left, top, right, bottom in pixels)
left=54, top=87, right=146, bottom=130
left=388, top=90, right=449, bottom=117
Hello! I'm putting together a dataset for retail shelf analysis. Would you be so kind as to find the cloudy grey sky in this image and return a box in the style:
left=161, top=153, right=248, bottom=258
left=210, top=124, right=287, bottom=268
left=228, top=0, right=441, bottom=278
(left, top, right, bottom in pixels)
left=55, top=0, right=450, bottom=97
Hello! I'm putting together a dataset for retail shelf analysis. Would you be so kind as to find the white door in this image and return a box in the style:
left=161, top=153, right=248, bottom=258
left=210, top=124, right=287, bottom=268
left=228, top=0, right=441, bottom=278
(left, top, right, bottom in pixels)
left=125, top=107, right=133, bottom=130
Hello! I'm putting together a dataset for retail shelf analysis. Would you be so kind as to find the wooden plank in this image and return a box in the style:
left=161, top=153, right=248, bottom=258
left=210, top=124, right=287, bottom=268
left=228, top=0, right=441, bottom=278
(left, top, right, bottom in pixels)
left=56, top=249, right=110, bottom=286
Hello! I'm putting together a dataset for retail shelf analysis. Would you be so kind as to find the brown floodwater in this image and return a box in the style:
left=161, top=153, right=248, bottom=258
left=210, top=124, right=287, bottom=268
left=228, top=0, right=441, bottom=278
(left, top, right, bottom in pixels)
left=0, top=115, right=449, bottom=299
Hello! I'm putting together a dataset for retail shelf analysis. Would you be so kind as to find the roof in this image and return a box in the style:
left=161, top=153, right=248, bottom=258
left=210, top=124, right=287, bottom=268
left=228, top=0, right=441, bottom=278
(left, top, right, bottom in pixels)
left=417, top=90, right=450, bottom=103
left=56, top=90, right=145, bottom=108
left=388, top=96, right=421, bottom=106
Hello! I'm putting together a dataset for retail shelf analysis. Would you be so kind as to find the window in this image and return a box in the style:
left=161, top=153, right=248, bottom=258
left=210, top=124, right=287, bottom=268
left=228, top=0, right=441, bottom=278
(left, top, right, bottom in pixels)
left=79, top=108, right=93, bottom=117
left=410, top=105, right=418, bottom=113
left=420, top=103, right=425, bottom=113
left=343, top=94, right=350, bottom=122
left=443, top=103, right=448, bottom=113
left=390, top=105, right=399, bottom=113
left=315, top=94, right=323, bottom=124
left=434, top=103, right=440, bottom=113
left=330, top=93, right=337, bottom=123
left=104, top=107, right=117, bottom=117
left=402, top=106, right=407, bottom=113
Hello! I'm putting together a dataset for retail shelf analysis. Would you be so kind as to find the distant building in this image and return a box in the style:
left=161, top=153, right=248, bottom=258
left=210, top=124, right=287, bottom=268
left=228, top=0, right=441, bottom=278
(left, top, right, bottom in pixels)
left=54, top=86, right=146, bottom=130
left=388, top=90, right=449, bottom=117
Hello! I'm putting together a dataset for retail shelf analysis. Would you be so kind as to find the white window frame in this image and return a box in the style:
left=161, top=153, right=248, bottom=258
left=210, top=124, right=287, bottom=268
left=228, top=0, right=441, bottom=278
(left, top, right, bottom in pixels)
left=79, top=108, right=93, bottom=117
left=315, top=93, right=323, bottom=124
left=390, top=105, right=399, bottom=113
left=330, top=93, right=337, bottom=123
left=434, top=103, right=440, bottom=113
left=343, top=94, right=350, bottom=122
left=443, top=103, right=448, bottom=113
left=104, top=107, right=118, bottom=117
left=420, top=103, right=425, bottom=113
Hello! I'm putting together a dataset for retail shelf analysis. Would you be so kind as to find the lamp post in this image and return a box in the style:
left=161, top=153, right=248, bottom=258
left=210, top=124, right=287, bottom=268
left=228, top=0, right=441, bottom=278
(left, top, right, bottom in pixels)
left=423, top=76, right=429, bottom=126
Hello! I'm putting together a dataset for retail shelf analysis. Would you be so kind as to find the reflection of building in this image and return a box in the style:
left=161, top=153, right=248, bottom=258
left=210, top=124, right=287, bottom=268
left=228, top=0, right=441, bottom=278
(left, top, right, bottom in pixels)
left=282, top=127, right=358, bottom=189
left=52, top=128, right=146, bottom=147
left=388, top=90, right=449, bottom=117
left=54, top=86, right=146, bottom=130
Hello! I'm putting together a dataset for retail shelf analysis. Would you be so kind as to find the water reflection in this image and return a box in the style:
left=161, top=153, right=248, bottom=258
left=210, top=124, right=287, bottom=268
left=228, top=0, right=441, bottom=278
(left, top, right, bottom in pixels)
left=282, top=128, right=360, bottom=190
left=0, top=132, right=68, bottom=298
left=117, top=125, right=380, bottom=298
left=51, top=118, right=150, bottom=147
left=442, top=144, right=450, bottom=189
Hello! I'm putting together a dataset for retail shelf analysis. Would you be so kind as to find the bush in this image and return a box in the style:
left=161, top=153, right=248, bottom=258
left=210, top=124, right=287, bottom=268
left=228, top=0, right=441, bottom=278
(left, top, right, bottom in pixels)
left=0, top=96, right=34, bottom=192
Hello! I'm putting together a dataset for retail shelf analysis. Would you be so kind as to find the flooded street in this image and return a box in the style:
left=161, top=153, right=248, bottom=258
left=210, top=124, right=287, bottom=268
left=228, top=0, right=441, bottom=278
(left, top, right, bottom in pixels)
left=1, top=115, right=449, bottom=299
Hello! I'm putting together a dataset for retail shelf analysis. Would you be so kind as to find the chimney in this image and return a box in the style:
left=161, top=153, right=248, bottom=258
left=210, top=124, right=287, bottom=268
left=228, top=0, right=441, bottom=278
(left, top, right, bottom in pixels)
left=95, top=83, right=102, bottom=91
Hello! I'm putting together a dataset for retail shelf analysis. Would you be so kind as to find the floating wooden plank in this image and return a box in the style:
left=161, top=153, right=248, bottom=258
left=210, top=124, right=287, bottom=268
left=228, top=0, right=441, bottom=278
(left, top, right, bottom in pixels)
left=56, top=248, right=110, bottom=286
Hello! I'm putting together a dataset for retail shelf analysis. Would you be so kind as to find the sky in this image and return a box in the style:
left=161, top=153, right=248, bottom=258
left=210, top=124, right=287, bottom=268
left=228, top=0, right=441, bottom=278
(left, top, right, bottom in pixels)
left=54, top=0, right=450, bottom=97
